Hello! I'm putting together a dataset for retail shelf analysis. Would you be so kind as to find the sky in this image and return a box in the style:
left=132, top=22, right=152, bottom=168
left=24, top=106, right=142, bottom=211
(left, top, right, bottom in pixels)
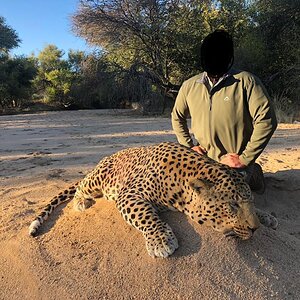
left=1, top=0, right=93, bottom=56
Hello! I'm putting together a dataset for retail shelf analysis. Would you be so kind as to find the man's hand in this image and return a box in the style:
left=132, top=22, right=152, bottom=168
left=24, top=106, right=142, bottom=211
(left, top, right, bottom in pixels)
left=220, top=153, right=246, bottom=168
left=192, top=145, right=207, bottom=155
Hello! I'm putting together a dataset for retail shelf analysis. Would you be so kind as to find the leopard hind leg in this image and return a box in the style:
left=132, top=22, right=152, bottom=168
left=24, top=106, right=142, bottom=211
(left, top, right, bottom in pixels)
left=73, top=170, right=103, bottom=212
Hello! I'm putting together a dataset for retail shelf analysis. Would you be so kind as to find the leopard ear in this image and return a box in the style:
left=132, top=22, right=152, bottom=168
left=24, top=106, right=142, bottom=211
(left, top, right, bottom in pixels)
left=189, top=179, right=213, bottom=192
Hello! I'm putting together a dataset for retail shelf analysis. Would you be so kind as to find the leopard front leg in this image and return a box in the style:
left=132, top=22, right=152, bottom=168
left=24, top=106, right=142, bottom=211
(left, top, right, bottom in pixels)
left=116, top=194, right=178, bottom=258
left=255, top=208, right=278, bottom=229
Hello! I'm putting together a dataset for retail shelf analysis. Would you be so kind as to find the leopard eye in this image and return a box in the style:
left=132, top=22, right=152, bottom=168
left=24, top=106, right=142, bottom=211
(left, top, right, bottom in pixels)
left=229, top=202, right=239, bottom=212
left=234, top=194, right=241, bottom=202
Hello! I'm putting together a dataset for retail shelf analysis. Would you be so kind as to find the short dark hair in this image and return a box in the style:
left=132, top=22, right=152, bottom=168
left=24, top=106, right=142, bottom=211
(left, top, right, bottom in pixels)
left=201, top=30, right=234, bottom=76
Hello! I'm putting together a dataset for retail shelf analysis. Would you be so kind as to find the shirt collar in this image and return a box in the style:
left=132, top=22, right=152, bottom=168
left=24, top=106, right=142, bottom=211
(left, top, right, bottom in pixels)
left=196, top=70, right=231, bottom=93
left=196, top=70, right=232, bottom=85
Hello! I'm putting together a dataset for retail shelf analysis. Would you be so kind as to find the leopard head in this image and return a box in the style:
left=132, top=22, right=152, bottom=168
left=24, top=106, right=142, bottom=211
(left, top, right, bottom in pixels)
left=189, top=173, right=260, bottom=240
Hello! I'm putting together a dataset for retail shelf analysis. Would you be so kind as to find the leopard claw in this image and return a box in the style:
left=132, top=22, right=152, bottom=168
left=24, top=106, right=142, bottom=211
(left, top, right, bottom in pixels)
left=73, top=198, right=95, bottom=211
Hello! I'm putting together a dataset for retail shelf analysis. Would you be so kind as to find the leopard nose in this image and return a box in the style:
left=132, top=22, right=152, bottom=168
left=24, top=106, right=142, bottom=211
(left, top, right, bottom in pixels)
left=248, top=226, right=257, bottom=233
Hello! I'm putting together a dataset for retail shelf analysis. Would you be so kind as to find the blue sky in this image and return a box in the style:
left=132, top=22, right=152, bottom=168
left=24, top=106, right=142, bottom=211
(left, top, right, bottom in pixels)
left=1, top=0, right=93, bottom=56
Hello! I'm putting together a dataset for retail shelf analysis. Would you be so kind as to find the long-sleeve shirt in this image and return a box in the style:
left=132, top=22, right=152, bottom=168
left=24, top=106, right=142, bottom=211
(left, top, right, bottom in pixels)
left=171, top=69, right=277, bottom=166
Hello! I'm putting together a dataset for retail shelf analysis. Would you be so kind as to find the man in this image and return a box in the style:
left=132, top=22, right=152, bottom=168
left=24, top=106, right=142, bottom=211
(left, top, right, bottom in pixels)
left=171, top=30, right=277, bottom=193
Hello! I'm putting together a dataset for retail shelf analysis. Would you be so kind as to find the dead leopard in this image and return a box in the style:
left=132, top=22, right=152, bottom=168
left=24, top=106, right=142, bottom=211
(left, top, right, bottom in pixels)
left=29, top=142, right=278, bottom=258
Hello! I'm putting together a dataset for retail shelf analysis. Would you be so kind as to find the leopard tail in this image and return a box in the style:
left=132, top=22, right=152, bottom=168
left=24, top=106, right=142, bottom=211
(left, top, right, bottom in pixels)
left=28, top=182, right=79, bottom=236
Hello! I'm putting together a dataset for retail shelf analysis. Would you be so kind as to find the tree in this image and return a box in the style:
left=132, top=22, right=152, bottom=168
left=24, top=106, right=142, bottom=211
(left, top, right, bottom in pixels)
left=244, top=0, right=300, bottom=117
left=0, top=16, right=21, bottom=54
left=72, top=0, right=256, bottom=113
left=68, top=49, right=86, bottom=73
left=34, top=45, right=77, bottom=104
left=69, top=51, right=125, bottom=108
left=73, top=0, right=300, bottom=116
left=73, top=1, right=207, bottom=94
left=0, top=17, right=36, bottom=109
left=0, top=56, right=37, bottom=108
left=37, top=44, right=66, bottom=72
left=254, top=0, right=299, bottom=66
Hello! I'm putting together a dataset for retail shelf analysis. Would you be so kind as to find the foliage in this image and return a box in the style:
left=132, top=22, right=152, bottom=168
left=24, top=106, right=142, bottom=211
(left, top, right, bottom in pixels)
left=0, top=2, right=299, bottom=117
left=236, top=0, right=300, bottom=114
left=0, top=55, right=37, bottom=108
left=0, top=16, right=36, bottom=109
left=72, top=0, right=264, bottom=112
left=37, top=44, right=66, bottom=71
left=33, top=45, right=80, bottom=104
left=69, top=51, right=125, bottom=108
left=273, top=91, right=298, bottom=123
left=43, top=69, right=75, bottom=103
left=68, top=49, right=86, bottom=73
left=0, top=16, right=20, bottom=54
left=74, top=0, right=200, bottom=93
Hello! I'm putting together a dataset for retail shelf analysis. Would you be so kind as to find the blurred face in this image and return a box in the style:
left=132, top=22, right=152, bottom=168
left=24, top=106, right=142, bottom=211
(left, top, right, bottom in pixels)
left=201, top=30, right=234, bottom=76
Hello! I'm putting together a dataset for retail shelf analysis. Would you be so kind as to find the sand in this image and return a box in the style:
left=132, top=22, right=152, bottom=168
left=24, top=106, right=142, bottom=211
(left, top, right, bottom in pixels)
left=0, top=109, right=299, bottom=300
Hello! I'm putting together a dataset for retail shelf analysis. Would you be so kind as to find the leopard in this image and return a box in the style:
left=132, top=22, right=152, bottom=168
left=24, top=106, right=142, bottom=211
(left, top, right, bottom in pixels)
left=29, top=142, right=278, bottom=258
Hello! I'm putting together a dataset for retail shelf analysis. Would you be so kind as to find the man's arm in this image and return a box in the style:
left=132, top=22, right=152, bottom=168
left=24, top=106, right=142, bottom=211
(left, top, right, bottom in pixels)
left=239, top=76, right=277, bottom=166
left=171, top=83, right=194, bottom=148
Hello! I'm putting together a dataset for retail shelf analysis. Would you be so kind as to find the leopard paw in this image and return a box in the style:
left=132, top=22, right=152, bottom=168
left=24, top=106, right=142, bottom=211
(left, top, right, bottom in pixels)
left=256, top=209, right=278, bottom=230
left=145, top=223, right=179, bottom=258
left=267, top=213, right=278, bottom=230
left=73, top=198, right=95, bottom=211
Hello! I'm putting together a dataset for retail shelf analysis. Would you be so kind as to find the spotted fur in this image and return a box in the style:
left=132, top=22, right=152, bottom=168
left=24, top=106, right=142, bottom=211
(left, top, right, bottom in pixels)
left=29, top=142, right=278, bottom=257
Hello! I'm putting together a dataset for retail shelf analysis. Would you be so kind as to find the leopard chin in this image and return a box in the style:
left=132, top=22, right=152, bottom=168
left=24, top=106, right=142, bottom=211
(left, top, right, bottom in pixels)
left=223, top=228, right=254, bottom=240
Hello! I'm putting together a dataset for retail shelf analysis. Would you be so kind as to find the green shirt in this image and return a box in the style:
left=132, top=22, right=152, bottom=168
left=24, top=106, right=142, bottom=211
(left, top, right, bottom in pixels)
left=171, top=69, right=277, bottom=166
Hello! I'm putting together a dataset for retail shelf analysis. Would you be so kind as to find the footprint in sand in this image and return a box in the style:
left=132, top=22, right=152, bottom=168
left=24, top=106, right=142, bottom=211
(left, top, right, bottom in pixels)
left=26, top=151, right=55, bottom=167
left=31, top=157, right=53, bottom=166
left=266, top=176, right=300, bottom=191
left=46, top=169, right=66, bottom=180
left=27, top=151, right=52, bottom=156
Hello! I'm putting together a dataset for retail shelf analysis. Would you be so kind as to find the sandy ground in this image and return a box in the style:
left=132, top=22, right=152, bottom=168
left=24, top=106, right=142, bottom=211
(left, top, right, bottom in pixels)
left=0, top=109, right=299, bottom=300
